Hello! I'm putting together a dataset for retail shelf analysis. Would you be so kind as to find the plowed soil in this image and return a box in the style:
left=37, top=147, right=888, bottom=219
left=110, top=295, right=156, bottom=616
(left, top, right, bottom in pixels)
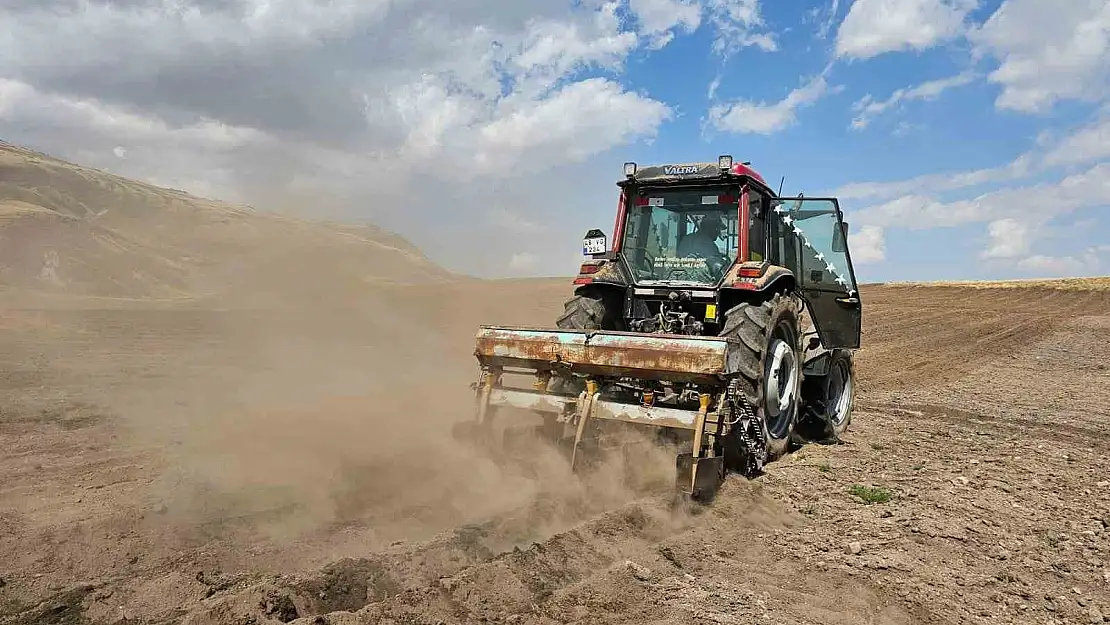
left=2, top=281, right=1109, bottom=625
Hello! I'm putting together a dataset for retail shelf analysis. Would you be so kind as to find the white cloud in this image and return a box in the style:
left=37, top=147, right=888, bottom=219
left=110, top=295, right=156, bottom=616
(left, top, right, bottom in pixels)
left=508, top=4, right=641, bottom=99
left=707, top=72, right=837, bottom=134
left=488, top=207, right=544, bottom=234
left=969, top=0, right=1110, bottom=113
left=833, top=90, right=1110, bottom=271
left=1040, top=110, right=1110, bottom=168
left=707, top=75, right=722, bottom=100
left=1016, top=252, right=1101, bottom=276
left=850, top=71, right=977, bottom=129
left=0, top=77, right=274, bottom=200
left=476, top=78, right=672, bottom=173
left=849, top=224, right=886, bottom=263
left=0, top=0, right=397, bottom=73
left=831, top=110, right=1110, bottom=201
left=833, top=156, right=1037, bottom=201
left=0, top=0, right=681, bottom=278
left=804, top=0, right=842, bottom=41
left=0, top=78, right=265, bottom=150
left=706, top=0, right=778, bottom=56
left=508, top=251, right=541, bottom=272
left=853, top=162, right=1110, bottom=231
left=848, top=163, right=1110, bottom=265
left=629, top=0, right=702, bottom=49
left=834, top=0, right=978, bottom=60
left=390, top=76, right=485, bottom=161
left=981, top=218, right=1031, bottom=259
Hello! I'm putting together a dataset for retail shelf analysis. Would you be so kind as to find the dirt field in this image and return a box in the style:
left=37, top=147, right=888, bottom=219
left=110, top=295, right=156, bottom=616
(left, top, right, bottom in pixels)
left=2, top=143, right=1109, bottom=624
left=2, top=278, right=1109, bottom=625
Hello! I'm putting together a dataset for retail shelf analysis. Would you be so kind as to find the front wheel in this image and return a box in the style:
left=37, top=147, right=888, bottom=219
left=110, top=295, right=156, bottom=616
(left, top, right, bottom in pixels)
left=718, top=293, right=804, bottom=465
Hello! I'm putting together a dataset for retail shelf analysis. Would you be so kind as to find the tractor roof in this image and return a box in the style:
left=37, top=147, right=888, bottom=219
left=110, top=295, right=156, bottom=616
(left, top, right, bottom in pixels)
left=619, top=160, right=774, bottom=195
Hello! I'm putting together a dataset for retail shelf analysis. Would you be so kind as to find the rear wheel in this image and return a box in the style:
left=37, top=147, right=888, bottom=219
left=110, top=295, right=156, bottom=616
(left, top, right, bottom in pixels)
left=555, top=285, right=623, bottom=331
left=798, top=349, right=855, bottom=443
left=718, top=293, right=804, bottom=467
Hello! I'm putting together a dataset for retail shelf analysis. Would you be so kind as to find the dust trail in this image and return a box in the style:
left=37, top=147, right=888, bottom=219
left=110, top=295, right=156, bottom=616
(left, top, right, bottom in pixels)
left=105, top=283, right=677, bottom=571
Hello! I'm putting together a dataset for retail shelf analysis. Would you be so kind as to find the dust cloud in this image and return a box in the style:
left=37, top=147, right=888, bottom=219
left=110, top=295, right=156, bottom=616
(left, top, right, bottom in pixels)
left=99, top=279, right=677, bottom=570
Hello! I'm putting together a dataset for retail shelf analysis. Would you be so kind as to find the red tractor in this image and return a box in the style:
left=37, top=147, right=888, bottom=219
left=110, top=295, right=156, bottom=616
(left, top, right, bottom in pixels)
left=464, top=155, right=862, bottom=502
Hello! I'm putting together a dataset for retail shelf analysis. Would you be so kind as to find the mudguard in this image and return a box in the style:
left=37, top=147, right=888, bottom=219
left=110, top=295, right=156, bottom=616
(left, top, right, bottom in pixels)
left=719, top=260, right=796, bottom=292
left=573, top=257, right=632, bottom=288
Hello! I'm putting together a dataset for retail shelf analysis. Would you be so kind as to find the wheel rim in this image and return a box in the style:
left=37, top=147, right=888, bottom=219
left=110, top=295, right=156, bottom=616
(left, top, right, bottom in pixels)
left=826, top=358, right=852, bottom=426
left=763, top=323, right=799, bottom=438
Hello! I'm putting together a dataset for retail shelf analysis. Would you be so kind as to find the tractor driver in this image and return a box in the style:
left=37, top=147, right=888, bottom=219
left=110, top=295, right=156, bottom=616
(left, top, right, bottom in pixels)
left=677, top=213, right=726, bottom=260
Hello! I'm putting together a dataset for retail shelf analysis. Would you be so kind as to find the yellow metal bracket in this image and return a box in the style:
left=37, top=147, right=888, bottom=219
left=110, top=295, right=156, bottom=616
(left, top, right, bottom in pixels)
left=570, top=379, right=600, bottom=471
left=690, top=393, right=712, bottom=492
left=475, top=368, right=501, bottom=427
left=533, top=371, right=552, bottom=392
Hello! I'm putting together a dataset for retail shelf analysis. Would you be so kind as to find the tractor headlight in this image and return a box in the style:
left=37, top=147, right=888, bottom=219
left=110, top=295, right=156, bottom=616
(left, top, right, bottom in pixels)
left=623, top=162, right=637, bottom=177
left=718, top=155, right=733, bottom=170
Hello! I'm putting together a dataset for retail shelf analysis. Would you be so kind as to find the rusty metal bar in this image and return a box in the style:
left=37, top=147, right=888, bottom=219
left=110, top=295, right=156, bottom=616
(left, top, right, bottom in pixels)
left=487, top=388, right=572, bottom=415
left=486, top=387, right=717, bottom=432
left=474, top=326, right=739, bottom=386
left=589, top=399, right=704, bottom=430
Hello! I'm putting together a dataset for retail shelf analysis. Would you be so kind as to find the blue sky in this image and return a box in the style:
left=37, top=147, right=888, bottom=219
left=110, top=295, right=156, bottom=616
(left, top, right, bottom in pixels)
left=1, top=0, right=1107, bottom=282
left=609, top=0, right=1110, bottom=283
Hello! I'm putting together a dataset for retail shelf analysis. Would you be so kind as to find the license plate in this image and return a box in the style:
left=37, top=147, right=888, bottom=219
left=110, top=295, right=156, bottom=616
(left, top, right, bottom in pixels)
left=583, top=236, right=606, bottom=255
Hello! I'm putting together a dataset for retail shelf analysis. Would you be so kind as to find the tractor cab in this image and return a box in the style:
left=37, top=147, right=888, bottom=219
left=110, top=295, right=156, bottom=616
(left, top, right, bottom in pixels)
left=605, top=155, right=774, bottom=287
left=461, top=154, right=867, bottom=505
left=575, top=155, right=861, bottom=351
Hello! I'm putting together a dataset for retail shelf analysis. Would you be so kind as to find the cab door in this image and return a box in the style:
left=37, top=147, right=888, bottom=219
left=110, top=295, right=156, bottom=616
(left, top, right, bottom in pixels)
left=769, top=196, right=861, bottom=349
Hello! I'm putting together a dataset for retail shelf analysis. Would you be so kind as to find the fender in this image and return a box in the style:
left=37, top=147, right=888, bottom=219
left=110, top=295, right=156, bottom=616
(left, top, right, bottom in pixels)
left=719, top=260, right=796, bottom=294
left=572, top=257, right=631, bottom=288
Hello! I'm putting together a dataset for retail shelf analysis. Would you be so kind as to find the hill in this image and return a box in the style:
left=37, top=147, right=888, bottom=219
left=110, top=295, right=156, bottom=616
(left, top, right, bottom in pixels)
left=0, top=141, right=453, bottom=302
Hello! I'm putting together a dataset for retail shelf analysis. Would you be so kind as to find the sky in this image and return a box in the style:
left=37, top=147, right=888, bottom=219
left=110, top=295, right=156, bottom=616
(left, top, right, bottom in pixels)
left=1, top=0, right=1108, bottom=283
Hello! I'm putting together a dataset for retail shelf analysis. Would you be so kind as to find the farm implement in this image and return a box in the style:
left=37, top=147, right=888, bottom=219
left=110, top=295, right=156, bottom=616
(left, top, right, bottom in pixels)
left=454, top=156, right=862, bottom=502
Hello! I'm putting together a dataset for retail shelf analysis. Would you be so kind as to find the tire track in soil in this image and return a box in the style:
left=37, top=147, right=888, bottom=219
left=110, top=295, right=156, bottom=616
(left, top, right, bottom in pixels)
left=859, top=402, right=1110, bottom=455
left=834, top=306, right=1110, bottom=625
left=855, top=285, right=1110, bottom=392
left=152, top=499, right=697, bottom=625
left=176, top=485, right=921, bottom=625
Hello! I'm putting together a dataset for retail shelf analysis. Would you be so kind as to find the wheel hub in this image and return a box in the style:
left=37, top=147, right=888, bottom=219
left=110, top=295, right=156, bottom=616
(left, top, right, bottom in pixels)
left=827, top=359, right=852, bottom=426
left=765, top=338, right=799, bottom=421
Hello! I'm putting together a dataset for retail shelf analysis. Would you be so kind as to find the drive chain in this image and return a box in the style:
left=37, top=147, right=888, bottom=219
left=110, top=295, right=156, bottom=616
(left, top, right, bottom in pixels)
left=723, top=379, right=768, bottom=477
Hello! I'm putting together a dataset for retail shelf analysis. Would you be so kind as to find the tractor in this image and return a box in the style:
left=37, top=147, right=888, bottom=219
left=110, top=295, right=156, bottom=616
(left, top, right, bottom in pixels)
left=457, top=155, right=862, bottom=502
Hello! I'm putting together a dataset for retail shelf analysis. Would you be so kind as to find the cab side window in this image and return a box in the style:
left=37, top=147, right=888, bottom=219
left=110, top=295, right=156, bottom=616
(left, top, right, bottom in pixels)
left=748, top=189, right=767, bottom=262
left=766, top=198, right=799, bottom=273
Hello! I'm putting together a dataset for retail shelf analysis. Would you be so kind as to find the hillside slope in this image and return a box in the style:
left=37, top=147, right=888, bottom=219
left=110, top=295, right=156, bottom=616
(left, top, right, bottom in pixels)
left=0, top=141, right=453, bottom=301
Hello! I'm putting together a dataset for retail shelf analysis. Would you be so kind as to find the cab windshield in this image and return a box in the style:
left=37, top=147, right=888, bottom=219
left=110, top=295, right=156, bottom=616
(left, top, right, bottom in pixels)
left=620, top=186, right=739, bottom=284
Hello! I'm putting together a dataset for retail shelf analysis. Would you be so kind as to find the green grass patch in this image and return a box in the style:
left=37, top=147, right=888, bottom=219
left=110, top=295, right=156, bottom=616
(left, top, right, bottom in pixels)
left=848, top=484, right=893, bottom=504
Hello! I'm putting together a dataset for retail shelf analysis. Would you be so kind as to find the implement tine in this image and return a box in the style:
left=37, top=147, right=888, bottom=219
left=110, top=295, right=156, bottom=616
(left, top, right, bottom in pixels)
left=469, top=325, right=734, bottom=504
left=569, top=379, right=599, bottom=472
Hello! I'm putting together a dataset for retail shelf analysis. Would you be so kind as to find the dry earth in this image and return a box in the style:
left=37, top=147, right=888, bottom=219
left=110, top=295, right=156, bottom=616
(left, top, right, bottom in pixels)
left=1, top=144, right=1109, bottom=625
